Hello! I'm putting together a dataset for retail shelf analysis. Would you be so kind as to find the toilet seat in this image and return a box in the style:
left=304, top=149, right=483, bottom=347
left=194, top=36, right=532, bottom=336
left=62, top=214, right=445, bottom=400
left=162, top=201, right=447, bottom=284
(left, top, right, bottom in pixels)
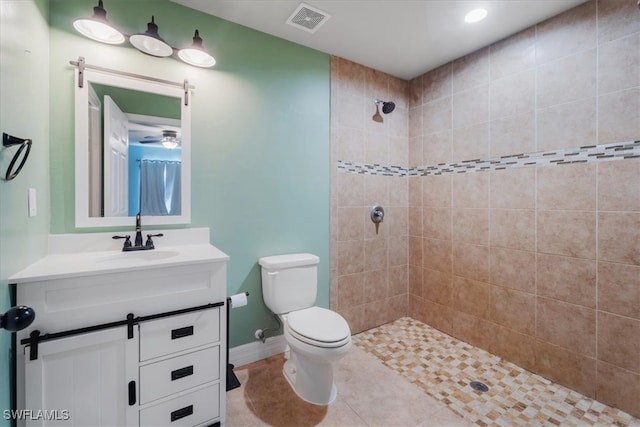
left=286, top=307, right=351, bottom=348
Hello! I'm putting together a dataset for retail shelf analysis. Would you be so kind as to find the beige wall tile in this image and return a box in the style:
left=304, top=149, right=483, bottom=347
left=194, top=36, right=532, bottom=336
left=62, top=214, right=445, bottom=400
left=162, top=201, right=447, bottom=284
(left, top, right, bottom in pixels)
left=598, top=88, right=640, bottom=144
left=423, top=208, right=452, bottom=241
left=453, top=242, right=489, bottom=283
left=409, top=106, right=422, bottom=139
left=490, top=286, right=535, bottom=335
left=452, top=208, right=488, bottom=246
left=330, top=272, right=339, bottom=310
left=598, top=261, right=640, bottom=320
left=364, top=238, right=388, bottom=272
left=452, top=85, right=489, bottom=129
left=364, top=174, right=389, bottom=207
left=489, top=247, right=536, bottom=293
left=423, top=268, right=452, bottom=306
left=386, top=206, right=408, bottom=237
left=409, top=236, right=423, bottom=268
left=364, top=131, right=388, bottom=164
left=389, top=236, right=408, bottom=267
left=338, top=305, right=366, bottom=334
left=598, top=212, right=640, bottom=265
left=596, top=361, right=640, bottom=418
left=389, top=135, right=408, bottom=166
left=389, top=176, right=408, bottom=207
left=363, top=269, right=387, bottom=303
left=537, top=254, right=596, bottom=308
left=489, top=112, right=536, bottom=157
left=338, top=207, right=365, bottom=241
left=365, top=67, right=389, bottom=100
left=409, top=177, right=422, bottom=208
left=598, top=33, right=640, bottom=95
left=337, top=272, right=365, bottom=308
left=409, top=206, right=422, bottom=237
left=452, top=48, right=489, bottom=93
left=490, top=168, right=536, bottom=209
left=408, top=136, right=423, bottom=168
left=598, top=158, right=640, bottom=212
left=536, top=297, right=596, bottom=356
left=338, top=172, right=365, bottom=206
left=452, top=122, right=489, bottom=161
left=423, top=63, right=452, bottom=103
left=388, top=265, right=408, bottom=296
left=452, top=276, right=490, bottom=319
left=452, top=311, right=493, bottom=351
left=390, top=76, right=408, bottom=110
left=337, top=57, right=366, bottom=96
left=422, top=97, right=452, bottom=135
left=597, top=311, right=640, bottom=373
left=490, top=27, right=536, bottom=81
left=338, top=240, right=364, bottom=275
left=452, top=172, right=489, bottom=208
left=423, top=175, right=452, bottom=208
left=535, top=1, right=596, bottom=65
left=423, top=238, right=452, bottom=273
left=421, top=299, right=453, bottom=335
left=536, top=49, right=596, bottom=109
left=409, top=265, right=422, bottom=297
left=535, top=340, right=596, bottom=398
left=423, top=130, right=452, bottom=165
left=490, top=209, right=536, bottom=252
left=336, top=126, right=365, bottom=162
left=409, top=76, right=423, bottom=108
left=597, top=0, right=640, bottom=44
left=537, top=210, right=596, bottom=259
left=536, top=98, right=597, bottom=151
left=336, top=91, right=366, bottom=129
left=537, top=163, right=596, bottom=211
left=388, top=109, right=408, bottom=140
left=491, top=325, right=536, bottom=372
left=490, top=69, right=535, bottom=120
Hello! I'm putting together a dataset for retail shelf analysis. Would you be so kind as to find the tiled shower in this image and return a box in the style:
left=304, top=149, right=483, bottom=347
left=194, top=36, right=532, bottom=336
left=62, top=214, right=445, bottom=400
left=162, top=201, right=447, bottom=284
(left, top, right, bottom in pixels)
left=330, top=0, right=639, bottom=419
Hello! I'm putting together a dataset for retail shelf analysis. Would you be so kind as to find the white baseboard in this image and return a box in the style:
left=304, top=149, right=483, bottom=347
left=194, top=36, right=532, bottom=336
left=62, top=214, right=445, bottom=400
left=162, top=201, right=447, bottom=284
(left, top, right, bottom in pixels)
left=229, top=334, right=287, bottom=368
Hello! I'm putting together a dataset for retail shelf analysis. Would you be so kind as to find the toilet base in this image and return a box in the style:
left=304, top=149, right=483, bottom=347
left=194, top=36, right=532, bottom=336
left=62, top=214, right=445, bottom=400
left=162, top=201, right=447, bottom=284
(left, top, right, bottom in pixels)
left=283, top=355, right=338, bottom=406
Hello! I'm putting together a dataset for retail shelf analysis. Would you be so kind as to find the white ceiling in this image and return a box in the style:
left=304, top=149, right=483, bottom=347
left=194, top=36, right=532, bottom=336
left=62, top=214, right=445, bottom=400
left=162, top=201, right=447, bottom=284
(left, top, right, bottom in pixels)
left=170, top=0, right=587, bottom=80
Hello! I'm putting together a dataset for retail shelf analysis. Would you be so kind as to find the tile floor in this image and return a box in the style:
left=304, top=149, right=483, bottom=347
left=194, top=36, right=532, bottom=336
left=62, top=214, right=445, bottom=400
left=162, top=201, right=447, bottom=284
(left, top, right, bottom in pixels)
left=226, top=317, right=640, bottom=426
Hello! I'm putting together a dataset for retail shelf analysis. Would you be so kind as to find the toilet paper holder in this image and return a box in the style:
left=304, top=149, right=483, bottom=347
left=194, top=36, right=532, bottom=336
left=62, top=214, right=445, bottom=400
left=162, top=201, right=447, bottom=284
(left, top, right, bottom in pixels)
left=226, top=291, right=249, bottom=391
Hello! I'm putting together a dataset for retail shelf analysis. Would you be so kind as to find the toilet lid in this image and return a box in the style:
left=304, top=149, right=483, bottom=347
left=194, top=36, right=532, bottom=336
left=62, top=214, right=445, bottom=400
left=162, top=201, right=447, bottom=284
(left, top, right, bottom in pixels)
left=287, top=307, right=350, bottom=344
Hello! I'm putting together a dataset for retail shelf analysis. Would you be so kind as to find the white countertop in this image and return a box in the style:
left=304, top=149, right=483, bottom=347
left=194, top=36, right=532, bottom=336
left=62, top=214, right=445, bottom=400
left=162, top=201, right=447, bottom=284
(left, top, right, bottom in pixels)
left=9, top=228, right=229, bottom=283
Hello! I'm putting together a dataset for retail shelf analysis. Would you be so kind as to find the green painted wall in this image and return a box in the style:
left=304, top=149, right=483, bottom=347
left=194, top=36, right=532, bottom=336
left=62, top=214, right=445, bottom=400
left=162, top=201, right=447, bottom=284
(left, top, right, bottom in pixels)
left=49, top=0, right=331, bottom=347
left=0, top=0, right=50, bottom=421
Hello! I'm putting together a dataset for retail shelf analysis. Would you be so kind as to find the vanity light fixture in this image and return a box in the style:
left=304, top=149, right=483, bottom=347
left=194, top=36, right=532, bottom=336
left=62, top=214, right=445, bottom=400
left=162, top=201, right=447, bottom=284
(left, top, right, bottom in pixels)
left=129, top=16, right=173, bottom=57
left=73, top=0, right=125, bottom=45
left=73, top=1, right=216, bottom=68
left=464, top=8, right=488, bottom=23
left=177, top=30, right=217, bottom=68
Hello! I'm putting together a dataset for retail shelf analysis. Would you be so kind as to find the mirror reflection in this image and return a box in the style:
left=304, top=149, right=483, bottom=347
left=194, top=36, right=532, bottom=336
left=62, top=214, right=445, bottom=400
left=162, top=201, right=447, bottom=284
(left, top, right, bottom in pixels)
left=75, top=66, right=191, bottom=228
left=87, top=82, right=182, bottom=218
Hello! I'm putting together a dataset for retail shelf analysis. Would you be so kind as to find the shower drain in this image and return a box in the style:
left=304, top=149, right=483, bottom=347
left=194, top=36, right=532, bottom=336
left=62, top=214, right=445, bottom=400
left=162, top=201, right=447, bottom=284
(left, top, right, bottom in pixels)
left=469, top=381, right=489, bottom=392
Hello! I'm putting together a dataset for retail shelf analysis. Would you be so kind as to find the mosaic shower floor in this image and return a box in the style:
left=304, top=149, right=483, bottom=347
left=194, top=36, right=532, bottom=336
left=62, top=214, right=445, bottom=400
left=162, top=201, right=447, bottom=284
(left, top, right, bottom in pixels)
left=354, top=317, right=639, bottom=427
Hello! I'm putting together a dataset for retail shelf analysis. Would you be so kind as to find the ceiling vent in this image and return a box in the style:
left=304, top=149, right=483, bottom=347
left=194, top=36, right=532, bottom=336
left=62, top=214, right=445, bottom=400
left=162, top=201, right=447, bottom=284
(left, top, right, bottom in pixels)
left=286, top=3, right=331, bottom=33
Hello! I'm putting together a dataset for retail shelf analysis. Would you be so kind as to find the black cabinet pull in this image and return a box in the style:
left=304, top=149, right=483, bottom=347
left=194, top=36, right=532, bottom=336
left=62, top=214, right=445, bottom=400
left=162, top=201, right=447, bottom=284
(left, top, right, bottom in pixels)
left=171, top=365, right=194, bottom=381
left=170, top=405, right=193, bottom=422
left=128, top=381, right=136, bottom=406
left=171, top=325, right=194, bottom=340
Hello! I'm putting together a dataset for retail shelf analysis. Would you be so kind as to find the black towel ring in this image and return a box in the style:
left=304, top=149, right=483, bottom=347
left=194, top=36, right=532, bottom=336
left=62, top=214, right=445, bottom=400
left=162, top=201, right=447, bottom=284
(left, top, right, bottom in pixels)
left=2, top=133, right=32, bottom=181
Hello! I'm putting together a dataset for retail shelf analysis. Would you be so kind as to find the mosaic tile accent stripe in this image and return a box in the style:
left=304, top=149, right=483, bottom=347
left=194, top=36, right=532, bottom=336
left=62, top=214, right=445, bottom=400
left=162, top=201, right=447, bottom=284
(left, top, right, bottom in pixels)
left=337, top=140, right=640, bottom=177
left=354, top=318, right=640, bottom=427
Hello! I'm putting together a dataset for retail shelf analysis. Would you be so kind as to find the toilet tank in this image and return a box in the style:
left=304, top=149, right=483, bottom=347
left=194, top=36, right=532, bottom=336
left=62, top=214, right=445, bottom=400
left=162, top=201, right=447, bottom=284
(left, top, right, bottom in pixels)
left=258, top=253, right=319, bottom=314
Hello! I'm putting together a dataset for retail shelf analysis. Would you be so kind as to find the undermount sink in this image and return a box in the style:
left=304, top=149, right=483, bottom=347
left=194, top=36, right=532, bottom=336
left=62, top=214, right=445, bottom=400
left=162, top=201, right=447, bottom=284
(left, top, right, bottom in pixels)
left=95, top=250, right=181, bottom=264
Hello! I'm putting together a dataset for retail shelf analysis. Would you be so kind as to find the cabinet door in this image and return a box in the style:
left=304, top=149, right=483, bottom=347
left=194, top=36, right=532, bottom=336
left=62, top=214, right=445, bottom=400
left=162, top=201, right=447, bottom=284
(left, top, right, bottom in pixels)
left=24, top=326, right=138, bottom=427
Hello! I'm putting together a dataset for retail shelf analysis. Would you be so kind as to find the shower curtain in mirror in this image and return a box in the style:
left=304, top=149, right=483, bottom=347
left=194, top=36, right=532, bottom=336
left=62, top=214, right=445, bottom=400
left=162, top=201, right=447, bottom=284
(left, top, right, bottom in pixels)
left=140, top=159, right=181, bottom=216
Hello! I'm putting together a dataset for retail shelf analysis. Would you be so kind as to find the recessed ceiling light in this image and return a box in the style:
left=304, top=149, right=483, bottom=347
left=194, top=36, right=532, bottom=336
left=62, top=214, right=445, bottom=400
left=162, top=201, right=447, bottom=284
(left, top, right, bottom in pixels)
left=465, top=8, right=488, bottom=23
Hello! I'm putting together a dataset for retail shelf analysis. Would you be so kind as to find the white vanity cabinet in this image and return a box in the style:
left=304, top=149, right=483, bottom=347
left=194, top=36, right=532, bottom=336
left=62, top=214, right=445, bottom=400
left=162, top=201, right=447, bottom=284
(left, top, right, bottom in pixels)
left=11, top=236, right=228, bottom=427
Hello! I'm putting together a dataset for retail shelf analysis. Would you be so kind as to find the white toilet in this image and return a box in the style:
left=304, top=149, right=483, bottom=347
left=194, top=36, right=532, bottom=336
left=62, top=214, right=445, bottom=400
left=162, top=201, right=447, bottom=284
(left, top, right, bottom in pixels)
left=258, top=253, right=352, bottom=405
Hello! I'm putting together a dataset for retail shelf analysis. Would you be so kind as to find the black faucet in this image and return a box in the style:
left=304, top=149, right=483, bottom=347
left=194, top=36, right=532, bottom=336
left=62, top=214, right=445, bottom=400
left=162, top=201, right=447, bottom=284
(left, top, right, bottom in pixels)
left=134, top=213, right=143, bottom=247
left=112, top=213, right=163, bottom=251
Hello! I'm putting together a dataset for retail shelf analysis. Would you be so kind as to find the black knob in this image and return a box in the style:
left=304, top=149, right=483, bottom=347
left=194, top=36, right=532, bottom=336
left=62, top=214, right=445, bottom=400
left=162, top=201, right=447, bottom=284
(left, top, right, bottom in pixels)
left=1, top=306, right=35, bottom=332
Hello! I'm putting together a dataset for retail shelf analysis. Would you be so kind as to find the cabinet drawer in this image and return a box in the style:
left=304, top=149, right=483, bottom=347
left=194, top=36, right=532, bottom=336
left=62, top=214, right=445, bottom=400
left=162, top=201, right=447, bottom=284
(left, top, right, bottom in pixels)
left=140, top=383, right=220, bottom=427
left=140, top=308, right=220, bottom=361
left=140, top=346, right=220, bottom=404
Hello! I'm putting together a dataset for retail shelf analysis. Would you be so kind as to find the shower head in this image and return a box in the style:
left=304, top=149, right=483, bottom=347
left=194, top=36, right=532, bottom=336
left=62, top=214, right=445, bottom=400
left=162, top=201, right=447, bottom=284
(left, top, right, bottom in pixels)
left=374, top=99, right=395, bottom=114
